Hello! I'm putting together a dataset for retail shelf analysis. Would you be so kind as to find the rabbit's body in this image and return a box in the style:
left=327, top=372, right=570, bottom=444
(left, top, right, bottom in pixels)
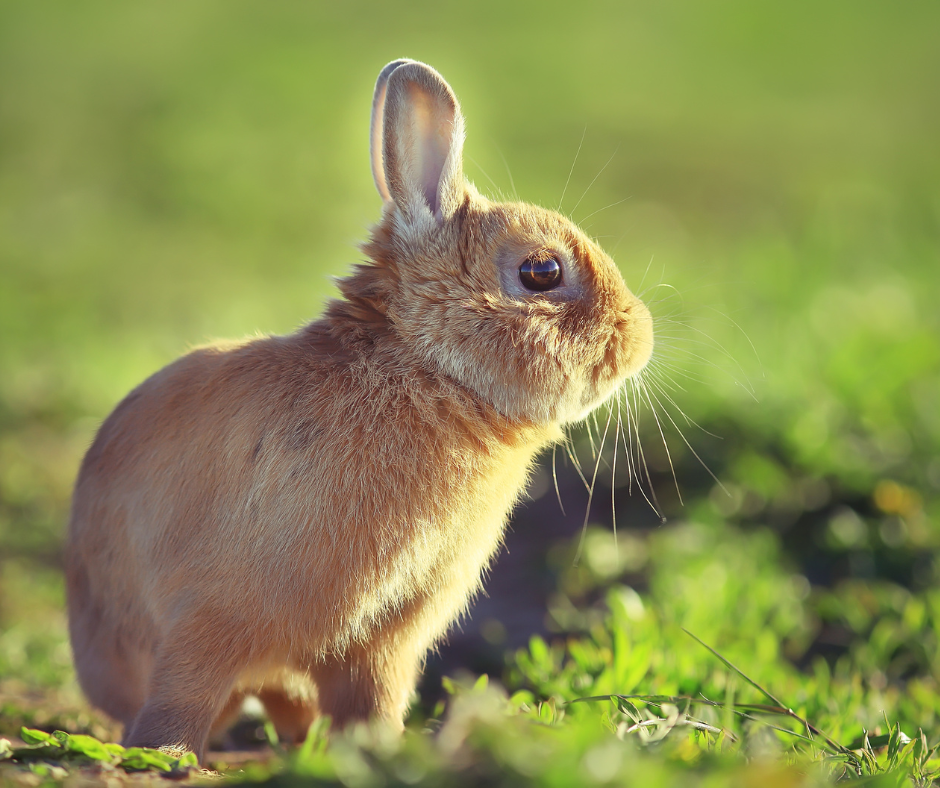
left=66, top=60, right=653, bottom=759
left=69, top=318, right=549, bottom=745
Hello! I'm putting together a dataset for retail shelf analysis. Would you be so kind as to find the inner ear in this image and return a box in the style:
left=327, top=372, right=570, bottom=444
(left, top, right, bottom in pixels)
left=408, top=84, right=454, bottom=216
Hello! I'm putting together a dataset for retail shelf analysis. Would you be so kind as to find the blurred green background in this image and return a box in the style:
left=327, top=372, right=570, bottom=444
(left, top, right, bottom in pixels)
left=1, top=0, right=938, bottom=731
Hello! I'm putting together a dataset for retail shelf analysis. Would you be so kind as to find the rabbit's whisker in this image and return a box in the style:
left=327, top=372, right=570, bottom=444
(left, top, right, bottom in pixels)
left=635, top=374, right=682, bottom=504
left=620, top=390, right=636, bottom=498
left=639, top=367, right=727, bottom=496
left=579, top=197, right=630, bottom=228
left=624, top=378, right=664, bottom=520
left=608, top=230, right=629, bottom=258
left=557, top=125, right=586, bottom=213
left=466, top=154, right=507, bottom=202
left=570, top=146, right=619, bottom=221
left=651, top=324, right=756, bottom=401
left=611, top=400, right=622, bottom=565
left=564, top=430, right=591, bottom=494
left=592, top=411, right=603, bottom=459
left=493, top=144, right=518, bottom=201
left=637, top=279, right=683, bottom=304
left=552, top=443, right=567, bottom=517
left=573, top=403, right=614, bottom=566
left=644, top=372, right=721, bottom=439
left=583, top=411, right=598, bottom=460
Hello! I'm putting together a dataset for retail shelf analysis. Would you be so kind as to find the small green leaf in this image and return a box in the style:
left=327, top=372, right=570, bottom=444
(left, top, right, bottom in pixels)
left=64, top=733, right=115, bottom=761
left=538, top=699, right=557, bottom=724
left=529, top=636, right=549, bottom=666
left=19, top=728, right=56, bottom=746
left=120, top=747, right=177, bottom=772
left=847, top=732, right=891, bottom=750
left=887, top=723, right=912, bottom=763
left=509, top=690, right=534, bottom=708
left=614, top=697, right=641, bottom=721
left=174, top=750, right=199, bottom=769
left=915, top=730, right=928, bottom=760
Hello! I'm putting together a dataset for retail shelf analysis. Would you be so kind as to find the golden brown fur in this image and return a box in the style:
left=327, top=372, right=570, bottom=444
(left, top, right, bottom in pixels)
left=65, top=59, right=653, bottom=760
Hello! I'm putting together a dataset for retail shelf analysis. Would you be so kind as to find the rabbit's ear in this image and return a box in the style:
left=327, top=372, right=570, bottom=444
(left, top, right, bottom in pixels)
left=370, top=59, right=416, bottom=203
left=374, top=60, right=466, bottom=224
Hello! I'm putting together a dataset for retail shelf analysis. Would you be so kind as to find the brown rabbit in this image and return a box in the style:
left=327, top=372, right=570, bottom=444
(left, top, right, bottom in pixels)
left=65, top=59, right=654, bottom=760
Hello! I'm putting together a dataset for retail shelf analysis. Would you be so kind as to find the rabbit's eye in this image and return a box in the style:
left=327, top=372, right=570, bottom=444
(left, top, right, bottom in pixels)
left=519, top=256, right=562, bottom=291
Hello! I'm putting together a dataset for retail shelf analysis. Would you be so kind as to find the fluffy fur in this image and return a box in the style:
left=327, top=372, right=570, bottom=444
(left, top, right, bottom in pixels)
left=65, top=59, right=654, bottom=760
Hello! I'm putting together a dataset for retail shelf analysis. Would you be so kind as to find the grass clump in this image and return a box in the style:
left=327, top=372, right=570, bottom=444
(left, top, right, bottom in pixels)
left=1, top=727, right=198, bottom=780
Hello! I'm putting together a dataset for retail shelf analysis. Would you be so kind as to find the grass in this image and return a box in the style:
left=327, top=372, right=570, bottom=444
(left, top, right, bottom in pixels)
left=1, top=1, right=939, bottom=785
left=6, top=572, right=940, bottom=784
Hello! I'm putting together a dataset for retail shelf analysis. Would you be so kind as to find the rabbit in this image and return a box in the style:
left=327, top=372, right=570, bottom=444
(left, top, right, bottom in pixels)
left=64, top=58, right=654, bottom=761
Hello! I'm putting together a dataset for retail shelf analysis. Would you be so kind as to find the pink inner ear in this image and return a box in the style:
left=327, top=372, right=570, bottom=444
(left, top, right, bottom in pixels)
left=408, top=84, right=452, bottom=216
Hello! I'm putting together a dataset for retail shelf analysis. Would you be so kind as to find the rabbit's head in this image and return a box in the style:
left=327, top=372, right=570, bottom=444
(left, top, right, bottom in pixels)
left=350, top=59, right=653, bottom=426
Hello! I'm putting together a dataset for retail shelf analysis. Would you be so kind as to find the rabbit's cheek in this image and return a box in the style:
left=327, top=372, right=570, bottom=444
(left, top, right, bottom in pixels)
left=614, top=303, right=654, bottom=379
